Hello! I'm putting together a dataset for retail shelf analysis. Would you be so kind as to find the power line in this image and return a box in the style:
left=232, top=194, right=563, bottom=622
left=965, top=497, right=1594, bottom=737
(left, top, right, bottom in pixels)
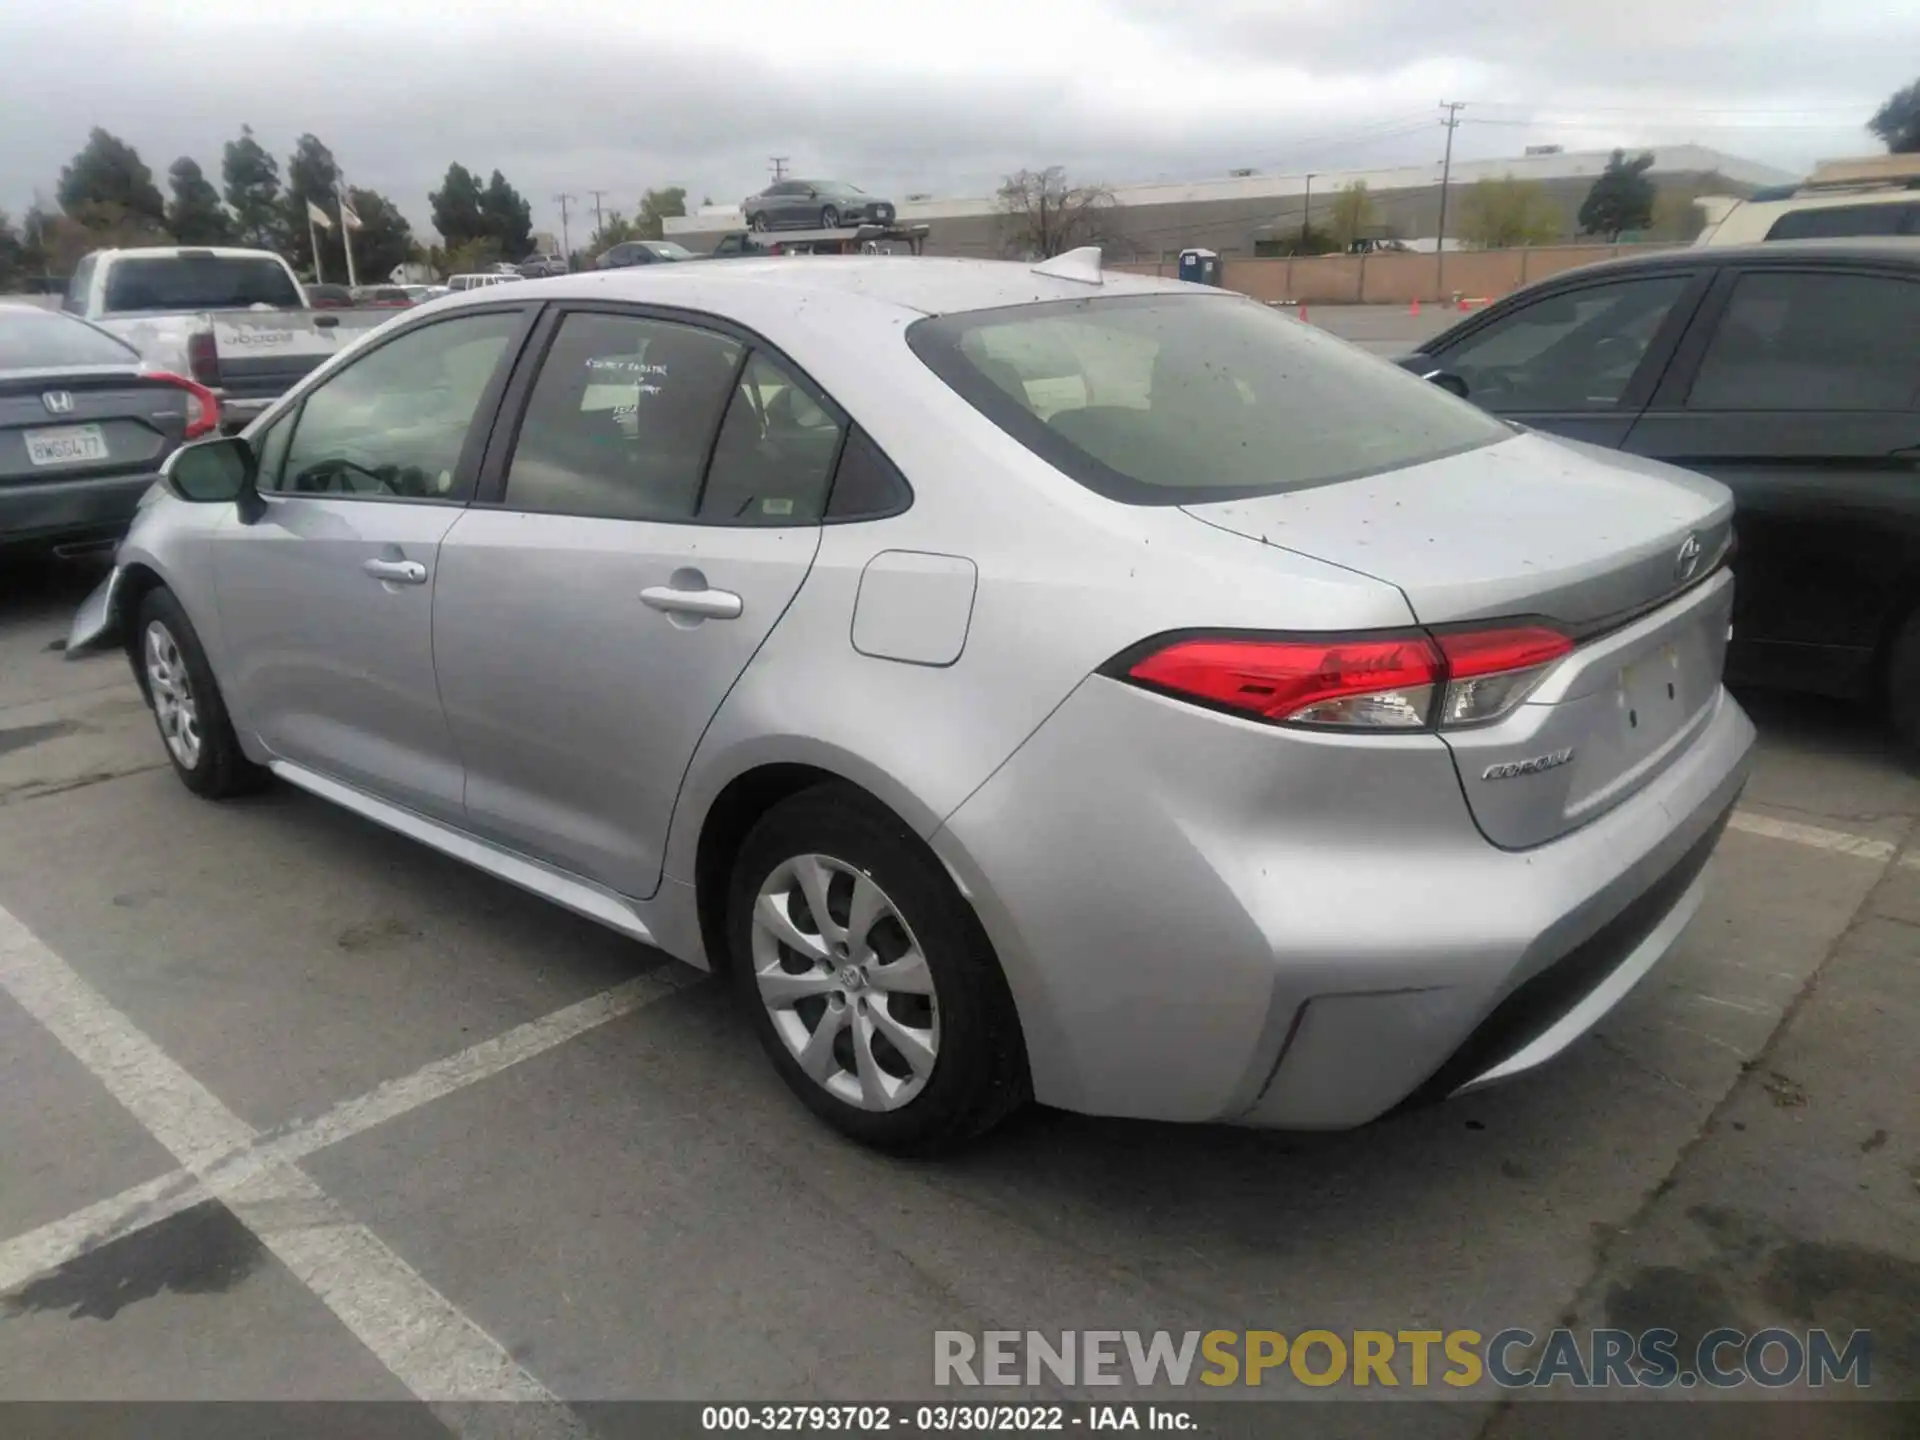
left=553, top=193, right=576, bottom=261
left=1436, top=101, right=1466, bottom=296
left=769, top=156, right=790, bottom=182
left=587, top=189, right=610, bottom=236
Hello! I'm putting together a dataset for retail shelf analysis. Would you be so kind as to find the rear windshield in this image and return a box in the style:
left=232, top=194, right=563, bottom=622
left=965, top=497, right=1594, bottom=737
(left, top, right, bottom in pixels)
left=0, top=306, right=139, bottom=370
left=102, top=255, right=303, bottom=314
left=907, top=294, right=1511, bottom=504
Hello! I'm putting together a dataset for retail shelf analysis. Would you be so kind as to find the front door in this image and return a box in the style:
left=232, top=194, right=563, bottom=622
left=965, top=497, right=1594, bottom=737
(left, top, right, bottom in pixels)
left=1422, top=270, right=1705, bottom=447
left=433, top=307, right=846, bottom=897
left=1621, top=264, right=1920, bottom=696
left=211, top=307, right=531, bottom=820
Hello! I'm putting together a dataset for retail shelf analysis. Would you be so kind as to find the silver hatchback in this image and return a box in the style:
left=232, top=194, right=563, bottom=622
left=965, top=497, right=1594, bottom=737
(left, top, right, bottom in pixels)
left=69, top=254, right=1754, bottom=1151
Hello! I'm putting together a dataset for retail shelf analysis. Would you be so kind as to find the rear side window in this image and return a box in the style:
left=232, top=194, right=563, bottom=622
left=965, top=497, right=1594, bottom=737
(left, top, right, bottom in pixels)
left=0, top=307, right=139, bottom=369
left=907, top=294, right=1510, bottom=504
left=1765, top=203, right=1920, bottom=241
left=504, top=312, right=743, bottom=521
left=102, top=256, right=302, bottom=313
left=1687, top=270, right=1920, bottom=411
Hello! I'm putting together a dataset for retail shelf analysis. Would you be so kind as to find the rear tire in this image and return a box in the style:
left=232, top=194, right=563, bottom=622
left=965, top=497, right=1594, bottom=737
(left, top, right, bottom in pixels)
left=1887, top=609, right=1920, bottom=754
left=726, top=784, right=1028, bottom=1153
left=748, top=212, right=769, bottom=232
left=136, top=588, right=267, bottom=800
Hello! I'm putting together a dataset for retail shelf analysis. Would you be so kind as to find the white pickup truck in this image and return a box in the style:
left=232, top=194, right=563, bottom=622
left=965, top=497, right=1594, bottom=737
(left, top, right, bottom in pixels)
left=59, top=246, right=389, bottom=429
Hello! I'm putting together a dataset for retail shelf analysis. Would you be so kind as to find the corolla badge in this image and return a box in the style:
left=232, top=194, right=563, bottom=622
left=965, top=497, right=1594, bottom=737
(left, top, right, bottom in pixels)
left=1675, top=532, right=1704, bottom=582
left=1483, top=748, right=1575, bottom=781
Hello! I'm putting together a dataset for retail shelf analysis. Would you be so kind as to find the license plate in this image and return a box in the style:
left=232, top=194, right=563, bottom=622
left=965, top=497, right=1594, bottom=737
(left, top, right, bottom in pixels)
left=25, top=424, right=109, bottom=467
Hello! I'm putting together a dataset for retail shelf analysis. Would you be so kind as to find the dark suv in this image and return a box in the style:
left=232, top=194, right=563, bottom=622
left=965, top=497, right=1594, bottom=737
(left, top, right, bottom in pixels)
left=1401, top=238, right=1920, bottom=744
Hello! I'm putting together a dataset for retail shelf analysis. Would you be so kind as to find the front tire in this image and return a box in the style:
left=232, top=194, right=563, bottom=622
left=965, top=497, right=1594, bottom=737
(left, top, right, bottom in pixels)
left=748, top=212, right=769, bottom=232
left=727, top=784, right=1028, bottom=1153
left=819, top=205, right=840, bottom=230
left=137, top=588, right=266, bottom=799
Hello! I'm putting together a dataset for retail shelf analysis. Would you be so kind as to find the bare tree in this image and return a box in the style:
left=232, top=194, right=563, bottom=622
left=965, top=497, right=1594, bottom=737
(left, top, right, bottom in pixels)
left=995, top=167, right=1116, bottom=259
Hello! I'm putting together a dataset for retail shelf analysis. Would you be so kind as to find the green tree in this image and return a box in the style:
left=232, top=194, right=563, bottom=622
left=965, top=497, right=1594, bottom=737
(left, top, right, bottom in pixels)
left=1458, top=175, right=1560, bottom=248
left=480, top=170, right=532, bottom=257
left=1578, top=149, right=1657, bottom=240
left=343, top=187, right=413, bottom=281
left=1327, top=180, right=1376, bottom=250
left=636, top=186, right=687, bottom=240
left=166, top=158, right=234, bottom=245
left=1870, top=78, right=1920, bottom=152
left=442, top=236, right=503, bottom=276
left=589, top=210, right=638, bottom=259
left=430, top=163, right=487, bottom=247
left=283, top=133, right=344, bottom=277
left=57, top=128, right=166, bottom=224
left=222, top=125, right=284, bottom=251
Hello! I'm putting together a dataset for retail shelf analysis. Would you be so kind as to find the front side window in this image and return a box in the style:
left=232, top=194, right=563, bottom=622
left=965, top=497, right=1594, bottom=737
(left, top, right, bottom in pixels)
left=1687, top=270, right=1920, bottom=412
left=504, top=313, right=743, bottom=521
left=274, top=311, right=521, bottom=498
left=908, top=294, right=1511, bottom=504
left=1435, top=275, right=1693, bottom=412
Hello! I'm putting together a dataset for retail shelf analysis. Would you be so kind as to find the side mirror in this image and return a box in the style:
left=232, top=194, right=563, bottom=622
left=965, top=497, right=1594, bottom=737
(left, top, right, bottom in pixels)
left=164, top=435, right=259, bottom=514
left=1421, top=369, right=1470, bottom=400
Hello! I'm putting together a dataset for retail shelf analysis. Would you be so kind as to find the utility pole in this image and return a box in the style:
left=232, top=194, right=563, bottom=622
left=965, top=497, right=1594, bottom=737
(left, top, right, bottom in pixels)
left=1300, top=171, right=1317, bottom=252
left=769, top=156, right=789, bottom=182
left=587, top=189, right=609, bottom=239
left=553, top=193, right=576, bottom=264
left=1435, top=101, right=1466, bottom=298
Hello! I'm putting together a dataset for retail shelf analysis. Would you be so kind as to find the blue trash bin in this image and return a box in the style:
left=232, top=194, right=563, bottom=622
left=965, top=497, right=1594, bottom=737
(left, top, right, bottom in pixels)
left=1177, top=248, right=1221, bottom=286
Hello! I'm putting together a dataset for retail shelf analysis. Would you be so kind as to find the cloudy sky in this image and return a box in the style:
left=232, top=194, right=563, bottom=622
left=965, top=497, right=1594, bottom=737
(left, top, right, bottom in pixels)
left=3, top=0, right=1913, bottom=243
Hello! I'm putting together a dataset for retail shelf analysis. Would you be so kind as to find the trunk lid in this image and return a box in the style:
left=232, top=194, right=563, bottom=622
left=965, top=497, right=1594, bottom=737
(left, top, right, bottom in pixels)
left=1181, top=431, right=1736, bottom=848
left=0, top=370, right=186, bottom=486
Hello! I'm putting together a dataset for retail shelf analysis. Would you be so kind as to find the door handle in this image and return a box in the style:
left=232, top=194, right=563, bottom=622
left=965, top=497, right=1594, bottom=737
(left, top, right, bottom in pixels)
left=363, top=558, right=428, bottom=585
left=639, top=585, right=743, bottom=620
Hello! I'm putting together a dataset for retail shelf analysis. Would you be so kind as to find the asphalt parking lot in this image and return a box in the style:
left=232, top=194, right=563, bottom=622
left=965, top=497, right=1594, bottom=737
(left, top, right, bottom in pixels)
left=1, top=313, right=1915, bottom=1436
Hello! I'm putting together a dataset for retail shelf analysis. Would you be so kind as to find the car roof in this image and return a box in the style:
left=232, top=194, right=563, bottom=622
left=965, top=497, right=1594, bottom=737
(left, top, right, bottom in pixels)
left=437, top=255, right=1193, bottom=319
left=87, top=246, right=287, bottom=262
left=1535, top=236, right=1920, bottom=284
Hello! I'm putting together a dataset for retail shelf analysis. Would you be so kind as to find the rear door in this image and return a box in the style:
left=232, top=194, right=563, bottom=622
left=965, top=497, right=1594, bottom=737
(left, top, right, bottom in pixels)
left=211, top=305, right=533, bottom=820
left=1620, top=262, right=1920, bottom=696
left=432, top=305, right=839, bottom=897
left=1418, top=269, right=1708, bottom=446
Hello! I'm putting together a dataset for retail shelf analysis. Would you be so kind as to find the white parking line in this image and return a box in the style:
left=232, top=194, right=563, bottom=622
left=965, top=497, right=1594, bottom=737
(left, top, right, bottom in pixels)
left=0, top=968, right=697, bottom=1299
left=1726, top=811, right=1900, bottom=862
left=0, top=901, right=680, bottom=1429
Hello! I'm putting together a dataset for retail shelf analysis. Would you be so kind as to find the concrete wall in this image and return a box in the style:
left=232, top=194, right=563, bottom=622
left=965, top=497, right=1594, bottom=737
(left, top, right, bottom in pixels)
left=1112, top=241, right=1685, bottom=304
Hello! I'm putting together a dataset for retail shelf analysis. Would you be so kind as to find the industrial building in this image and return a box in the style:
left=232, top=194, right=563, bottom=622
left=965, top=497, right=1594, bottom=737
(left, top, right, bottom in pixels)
left=664, top=143, right=1796, bottom=261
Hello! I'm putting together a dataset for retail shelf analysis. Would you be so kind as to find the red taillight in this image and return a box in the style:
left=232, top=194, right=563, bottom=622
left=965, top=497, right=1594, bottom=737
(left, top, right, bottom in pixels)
left=185, top=331, right=220, bottom=388
left=1120, top=623, right=1573, bottom=732
left=148, top=371, right=222, bottom=440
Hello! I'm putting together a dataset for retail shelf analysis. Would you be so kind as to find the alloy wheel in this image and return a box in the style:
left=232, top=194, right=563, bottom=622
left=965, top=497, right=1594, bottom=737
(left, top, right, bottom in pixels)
left=751, top=853, right=939, bottom=1111
left=144, top=620, right=202, bottom=770
left=820, top=206, right=840, bottom=230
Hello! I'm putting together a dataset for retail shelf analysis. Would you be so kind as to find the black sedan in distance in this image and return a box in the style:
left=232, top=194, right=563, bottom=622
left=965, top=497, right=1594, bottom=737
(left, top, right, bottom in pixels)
left=742, top=179, right=896, bottom=232
left=1400, top=238, right=1920, bottom=746
left=0, top=304, right=218, bottom=555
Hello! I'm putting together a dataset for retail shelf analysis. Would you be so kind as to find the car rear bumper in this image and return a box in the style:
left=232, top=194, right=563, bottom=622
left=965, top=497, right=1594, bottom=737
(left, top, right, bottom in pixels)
left=0, top=472, right=159, bottom=551
left=932, top=674, right=1755, bottom=1127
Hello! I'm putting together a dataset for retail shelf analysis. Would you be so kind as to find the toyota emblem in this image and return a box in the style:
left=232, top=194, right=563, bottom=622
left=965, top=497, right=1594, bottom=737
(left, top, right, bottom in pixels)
left=1675, top=533, right=1704, bottom=583
left=41, top=390, right=74, bottom=415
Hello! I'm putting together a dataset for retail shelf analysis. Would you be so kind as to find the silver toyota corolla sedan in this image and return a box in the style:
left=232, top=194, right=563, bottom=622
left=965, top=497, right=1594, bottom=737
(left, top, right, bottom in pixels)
left=68, top=252, right=1755, bottom=1151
